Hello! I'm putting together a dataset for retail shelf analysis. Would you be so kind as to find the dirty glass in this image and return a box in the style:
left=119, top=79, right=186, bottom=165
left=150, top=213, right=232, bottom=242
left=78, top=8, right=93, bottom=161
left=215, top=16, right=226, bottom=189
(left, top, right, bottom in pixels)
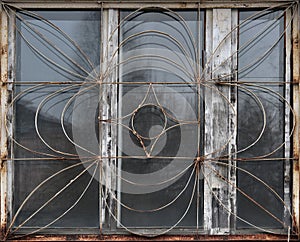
left=119, top=10, right=204, bottom=228
left=13, top=11, right=101, bottom=229
left=237, top=10, right=286, bottom=229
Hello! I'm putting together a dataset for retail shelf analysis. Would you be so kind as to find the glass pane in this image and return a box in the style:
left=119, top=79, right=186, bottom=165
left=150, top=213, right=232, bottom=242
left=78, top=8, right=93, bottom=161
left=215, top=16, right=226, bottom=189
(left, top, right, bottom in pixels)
left=13, top=11, right=101, bottom=229
left=237, top=10, right=286, bottom=229
left=16, top=11, right=100, bottom=82
left=118, top=10, right=204, bottom=228
left=13, top=160, right=99, bottom=228
left=14, top=85, right=79, bottom=158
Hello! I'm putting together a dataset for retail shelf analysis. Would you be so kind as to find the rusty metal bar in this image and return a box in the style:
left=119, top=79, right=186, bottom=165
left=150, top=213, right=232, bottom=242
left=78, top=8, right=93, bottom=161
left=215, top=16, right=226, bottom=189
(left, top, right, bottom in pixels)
left=0, top=4, right=9, bottom=241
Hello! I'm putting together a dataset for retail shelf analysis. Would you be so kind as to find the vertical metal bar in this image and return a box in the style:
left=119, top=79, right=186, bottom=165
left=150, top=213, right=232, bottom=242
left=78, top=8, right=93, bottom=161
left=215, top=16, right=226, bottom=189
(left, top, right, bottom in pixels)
left=292, top=2, right=300, bottom=238
left=0, top=4, right=8, bottom=240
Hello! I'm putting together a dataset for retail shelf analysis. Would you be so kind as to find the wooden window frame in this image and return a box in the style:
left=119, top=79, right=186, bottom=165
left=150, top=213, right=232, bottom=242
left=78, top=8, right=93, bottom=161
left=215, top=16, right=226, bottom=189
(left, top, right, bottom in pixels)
left=0, top=1, right=299, bottom=241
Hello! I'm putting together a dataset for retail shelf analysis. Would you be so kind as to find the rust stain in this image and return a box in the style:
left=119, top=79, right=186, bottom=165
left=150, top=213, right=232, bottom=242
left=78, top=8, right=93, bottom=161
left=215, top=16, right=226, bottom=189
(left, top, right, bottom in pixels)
left=1, top=73, right=8, bottom=84
left=179, top=3, right=187, bottom=8
left=6, top=234, right=299, bottom=241
left=293, top=78, right=299, bottom=84
left=0, top=225, right=6, bottom=241
left=292, top=211, right=299, bottom=235
left=1, top=44, right=8, bottom=56
left=0, top=153, right=7, bottom=168
left=0, top=152, right=6, bottom=159
left=293, top=148, right=299, bottom=159
left=0, top=187, right=7, bottom=241
left=294, top=36, right=299, bottom=47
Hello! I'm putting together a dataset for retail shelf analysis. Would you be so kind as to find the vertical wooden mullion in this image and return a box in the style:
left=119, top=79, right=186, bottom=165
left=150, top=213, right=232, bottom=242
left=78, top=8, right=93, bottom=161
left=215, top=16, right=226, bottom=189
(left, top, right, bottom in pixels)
left=203, top=9, right=213, bottom=233
left=204, top=8, right=233, bottom=235
left=0, top=5, right=9, bottom=240
left=100, top=8, right=119, bottom=232
left=211, top=8, right=232, bottom=234
left=292, top=2, right=300, bottom=238
left=6, top=8, right=15, bottom=232
left=107, top=8, right=118, bottom=232
left=284, top=7, right=292, bottom=231
left=229, top=9, right=238, bottom=234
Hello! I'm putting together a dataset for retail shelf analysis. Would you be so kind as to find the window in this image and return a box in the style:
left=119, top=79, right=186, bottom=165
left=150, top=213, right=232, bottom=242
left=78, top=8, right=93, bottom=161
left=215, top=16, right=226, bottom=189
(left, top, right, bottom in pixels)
left=0, top=1, right=299, bottom=241
left=237, top=10, right=287, bottom=229
left=14, top=11, right=101, bottom=231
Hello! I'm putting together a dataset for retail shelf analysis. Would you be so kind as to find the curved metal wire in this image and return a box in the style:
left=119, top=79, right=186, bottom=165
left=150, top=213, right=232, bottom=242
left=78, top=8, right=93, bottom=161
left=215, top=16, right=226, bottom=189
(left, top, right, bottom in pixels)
left=2, top=1, right=298, bottom=239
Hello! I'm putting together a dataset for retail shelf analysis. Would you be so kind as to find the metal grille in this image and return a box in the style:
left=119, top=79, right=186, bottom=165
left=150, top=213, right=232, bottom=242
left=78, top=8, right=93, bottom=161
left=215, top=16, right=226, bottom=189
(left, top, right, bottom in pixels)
left=0, top=1, right=299, bottom=240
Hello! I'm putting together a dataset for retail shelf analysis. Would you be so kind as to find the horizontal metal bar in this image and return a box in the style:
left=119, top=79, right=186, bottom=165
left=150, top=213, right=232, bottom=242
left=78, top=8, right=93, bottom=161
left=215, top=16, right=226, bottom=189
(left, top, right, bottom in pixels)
left=5, top=81, right=294, bottom=85
left=8, top=156, right=296, bottom=161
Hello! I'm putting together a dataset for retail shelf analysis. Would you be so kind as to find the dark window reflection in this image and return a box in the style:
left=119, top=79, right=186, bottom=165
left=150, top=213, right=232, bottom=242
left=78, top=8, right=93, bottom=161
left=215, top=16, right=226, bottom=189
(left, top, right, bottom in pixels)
left=119, top=10, right=204, bottom=228
left=237, top=10, right=286, bottom=229
left=14, top=11, right=100, bottom=229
